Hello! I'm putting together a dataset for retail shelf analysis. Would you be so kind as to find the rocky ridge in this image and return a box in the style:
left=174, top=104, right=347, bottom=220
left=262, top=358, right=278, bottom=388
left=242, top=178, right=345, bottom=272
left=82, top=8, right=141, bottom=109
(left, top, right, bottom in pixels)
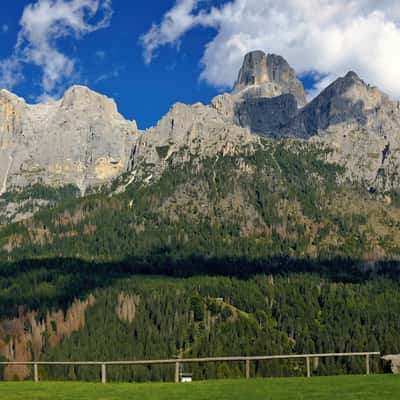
left=1, top=50, right=400, bottom=210
left=233, top=51, right=307, bottom=107
left=0, top=86, right=138, bottom=194
left=213, top=52, right=400, bottom=194
left=301, top=72, right=400, bottom=193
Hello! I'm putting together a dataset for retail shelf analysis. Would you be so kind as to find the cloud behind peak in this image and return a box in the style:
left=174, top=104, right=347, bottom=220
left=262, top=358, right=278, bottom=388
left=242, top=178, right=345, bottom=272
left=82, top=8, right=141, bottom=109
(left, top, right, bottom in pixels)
left=141, top=0, right=400, bottom=99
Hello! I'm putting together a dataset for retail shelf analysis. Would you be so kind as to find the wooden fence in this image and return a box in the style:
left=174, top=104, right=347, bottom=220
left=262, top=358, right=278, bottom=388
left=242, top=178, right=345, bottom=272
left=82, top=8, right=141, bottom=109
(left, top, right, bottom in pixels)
left=0, top=352, right=381, bottom=384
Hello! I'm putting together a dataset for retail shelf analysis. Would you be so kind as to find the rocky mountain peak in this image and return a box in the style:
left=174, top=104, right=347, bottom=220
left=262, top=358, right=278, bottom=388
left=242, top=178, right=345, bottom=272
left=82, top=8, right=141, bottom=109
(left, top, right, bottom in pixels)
left=0, top=85, right=139, bottom=195
left=306, top=70, right=392, bottom=125
left=233, top=51, right=269, bottom=90
left=60, top=85, right=124, bottom=121
left=282, top=70, right=396, bottom=138
left=61, top=85, right=105, bottom=103
left=233, top=50, right=307, bottom=108
left=1, top=51, right=400, bottom=220
left=344, top=71, right=361, bottom=81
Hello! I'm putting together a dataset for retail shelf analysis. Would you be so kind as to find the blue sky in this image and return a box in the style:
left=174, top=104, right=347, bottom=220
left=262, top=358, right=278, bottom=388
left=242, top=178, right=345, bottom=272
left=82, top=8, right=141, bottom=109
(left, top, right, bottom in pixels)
left=0, top=0, right=227, bottom=128
left=1, top=1, right=400, bottom=129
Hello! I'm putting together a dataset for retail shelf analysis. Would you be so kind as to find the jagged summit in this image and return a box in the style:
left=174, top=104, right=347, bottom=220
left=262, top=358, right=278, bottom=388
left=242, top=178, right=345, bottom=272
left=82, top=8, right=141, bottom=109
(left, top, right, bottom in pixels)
left=287, top=69, right=397, bottom=138
left=0, top=84, right=138, bottom=194
left=62, top=84, right=112, bottom=101
left=234, top=51, right=268, bottom=90
left=62, top=85, right=98, bottom=101
left=60, top=85, right=126, bottom=121
left=344, top=71, right=361, bottom=81
left=233, top=50, right=307, bottom=108
left=0, top=51, right=400, bottom=213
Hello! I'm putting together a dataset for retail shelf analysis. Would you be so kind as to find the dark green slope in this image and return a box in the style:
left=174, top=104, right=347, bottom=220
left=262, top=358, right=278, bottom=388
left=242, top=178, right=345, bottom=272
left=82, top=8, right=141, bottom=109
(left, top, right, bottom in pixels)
left=37, top=275, right=399, bottom=382
left=1, top=139, right=400, bottom=382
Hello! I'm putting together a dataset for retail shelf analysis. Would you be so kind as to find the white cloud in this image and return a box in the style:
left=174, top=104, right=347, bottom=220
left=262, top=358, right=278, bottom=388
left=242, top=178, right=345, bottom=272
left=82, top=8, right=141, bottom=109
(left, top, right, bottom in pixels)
left=95, top=65, right=121, bottom=83
left=141, top=0, right=205, bottom=64
left=141, top=0, right=400, bottom=99
left=0, top=0, right=113, bottom=99
left=0, top=58, right=23, bottom=89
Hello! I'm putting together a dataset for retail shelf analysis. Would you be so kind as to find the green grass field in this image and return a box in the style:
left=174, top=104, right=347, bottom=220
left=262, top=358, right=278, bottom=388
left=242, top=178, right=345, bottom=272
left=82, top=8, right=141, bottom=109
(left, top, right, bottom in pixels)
left=0, top=375, right=399, bottom=400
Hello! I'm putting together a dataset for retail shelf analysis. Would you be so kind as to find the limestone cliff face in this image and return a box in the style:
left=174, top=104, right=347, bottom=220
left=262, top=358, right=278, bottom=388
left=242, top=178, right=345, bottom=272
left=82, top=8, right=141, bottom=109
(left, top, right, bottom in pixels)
left=0, top=86, right=138, bottom=194
left=233, top=51, right=307, bottom=108
left=0, top=91, right=25, bottom=195
left=215, top=55, right=400, bottom=195
left=287, top=71, right=400, bottom=137
left=124, top=101, right=260, bottom=188
left=288, top=72, right=400, bottom=192
left=234, top=51, right=269, bottom=91
left=2, top=50, right=400, bottom=204
left=234, top=94, right=299, bottom=137
left=227, top=51, right=307, bottom=137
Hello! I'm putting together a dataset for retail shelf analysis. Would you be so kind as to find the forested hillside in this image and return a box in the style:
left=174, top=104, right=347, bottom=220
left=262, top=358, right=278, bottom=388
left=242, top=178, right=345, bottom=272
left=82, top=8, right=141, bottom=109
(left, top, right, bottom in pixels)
left=1, top=139, right=400, bottom=381
left=2, top=274, right=399, bottom=381
left=1, top=139, right=400, bottom=264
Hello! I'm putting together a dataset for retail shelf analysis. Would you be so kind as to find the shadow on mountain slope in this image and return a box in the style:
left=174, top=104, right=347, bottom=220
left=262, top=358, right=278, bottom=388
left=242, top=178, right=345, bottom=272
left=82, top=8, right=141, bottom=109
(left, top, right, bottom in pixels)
left=2, top=254, right=400, bottom=319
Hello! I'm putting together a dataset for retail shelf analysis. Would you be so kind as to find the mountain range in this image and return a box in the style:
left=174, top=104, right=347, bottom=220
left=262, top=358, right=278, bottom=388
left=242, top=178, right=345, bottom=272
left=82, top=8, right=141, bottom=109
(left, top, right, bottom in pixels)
left=2, top=50, right=400, bottom=381
left=1, top=50, right=400, bottom=200
left=0, top=50, right=399, bottom=259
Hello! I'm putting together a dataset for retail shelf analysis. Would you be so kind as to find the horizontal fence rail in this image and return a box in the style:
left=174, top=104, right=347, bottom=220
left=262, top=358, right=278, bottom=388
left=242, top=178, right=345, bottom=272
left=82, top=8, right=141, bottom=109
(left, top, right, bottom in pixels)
left=0, top=352, right=381, bottom=384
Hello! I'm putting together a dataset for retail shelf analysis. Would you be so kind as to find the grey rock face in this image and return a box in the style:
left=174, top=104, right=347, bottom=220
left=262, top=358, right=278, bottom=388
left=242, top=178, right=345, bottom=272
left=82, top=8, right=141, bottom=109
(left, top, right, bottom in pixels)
left=235, top=94, right=298, bottom=137
left=266, top=54, right=307, bottom=108
left=126, top=102, right=259, bottom=187
left=286, top=71, right=400, bottom=137
left=0, top=86, right=138, bottom=193
left=287, top=72, right=400, bottom=193
left=1, top=48, right=400, bottom=211
left=229, top=51, right=307, bottom=137
left=230, top=55, right=400, bottom=194
left=234, top=51, right=269, bottom=91
left=156, top=61, right=400, bottom=196
left=233, top=51, right=307, bottom=108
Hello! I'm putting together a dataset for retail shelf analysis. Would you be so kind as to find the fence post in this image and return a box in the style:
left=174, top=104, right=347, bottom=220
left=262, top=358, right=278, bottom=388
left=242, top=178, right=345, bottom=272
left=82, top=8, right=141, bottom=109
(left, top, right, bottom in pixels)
left=306, top=357, right=311, bottom=378
left=246, top=359, right=250, bottom=379
left=366, top=354, right=370, bottom=375
left=175, top=361, right=180, bottom=383
left=34, top=363, right=39, bottom=383
left=101, top=363, right=107, bottom=384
